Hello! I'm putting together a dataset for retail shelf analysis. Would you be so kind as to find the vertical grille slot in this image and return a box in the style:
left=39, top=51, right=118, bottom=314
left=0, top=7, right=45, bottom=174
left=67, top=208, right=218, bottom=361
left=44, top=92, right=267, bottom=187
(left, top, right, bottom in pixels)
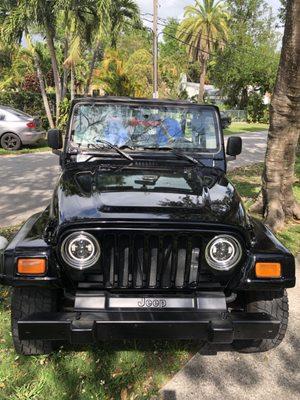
left=96, top=231, right=215, bottom=289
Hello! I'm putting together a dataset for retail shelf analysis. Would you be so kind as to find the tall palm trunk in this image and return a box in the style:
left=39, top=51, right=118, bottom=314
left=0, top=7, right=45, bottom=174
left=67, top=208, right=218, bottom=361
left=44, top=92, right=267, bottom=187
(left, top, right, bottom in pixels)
left=198, top=57, right=207, bottom=102
left=62, top=38, right=69, bottom=99
left=84, top=40, right=101, bottom=96
left=45, top=25, right=61, bottom=122
left=70, top=66, right=75, bottom=101
left=250, top=0, right=300, bottom=231
left=25, top=34, right=54, bottom=129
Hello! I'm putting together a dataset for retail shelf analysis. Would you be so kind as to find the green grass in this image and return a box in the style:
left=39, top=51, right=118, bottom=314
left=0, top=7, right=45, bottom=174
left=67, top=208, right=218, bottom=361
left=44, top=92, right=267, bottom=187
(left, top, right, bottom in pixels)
left=224, top=122, right=269, bottom=135
left=0, top=225, right=196, bottom=399
left=228, top=156, right=300, bottom=255
left=0, top=140, right=50, bottom=156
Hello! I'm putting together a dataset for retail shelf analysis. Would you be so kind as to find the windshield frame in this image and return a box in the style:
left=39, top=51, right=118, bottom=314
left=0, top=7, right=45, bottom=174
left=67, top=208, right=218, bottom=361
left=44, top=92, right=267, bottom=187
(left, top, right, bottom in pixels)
left=66, top=99, right=223, bottom=156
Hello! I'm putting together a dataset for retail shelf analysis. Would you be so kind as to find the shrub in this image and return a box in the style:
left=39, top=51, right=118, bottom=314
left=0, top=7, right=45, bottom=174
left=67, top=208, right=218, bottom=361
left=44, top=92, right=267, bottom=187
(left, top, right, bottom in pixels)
left=247, top=92, right=269, bottom=123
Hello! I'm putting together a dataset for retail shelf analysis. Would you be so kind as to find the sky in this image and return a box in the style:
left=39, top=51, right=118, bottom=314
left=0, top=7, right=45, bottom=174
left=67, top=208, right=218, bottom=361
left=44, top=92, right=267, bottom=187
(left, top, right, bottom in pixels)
left=136, top=0, right=282, bottom=28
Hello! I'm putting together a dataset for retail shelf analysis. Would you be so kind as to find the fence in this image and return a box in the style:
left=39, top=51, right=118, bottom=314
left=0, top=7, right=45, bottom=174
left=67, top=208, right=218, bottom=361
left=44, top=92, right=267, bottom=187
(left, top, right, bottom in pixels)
left=221, top=110, right=247, bottom=122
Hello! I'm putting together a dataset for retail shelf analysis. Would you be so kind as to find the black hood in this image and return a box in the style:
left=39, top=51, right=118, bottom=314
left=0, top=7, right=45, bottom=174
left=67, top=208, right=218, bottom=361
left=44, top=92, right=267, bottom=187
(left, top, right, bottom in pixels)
left=50, top=164, right=248, bottom=227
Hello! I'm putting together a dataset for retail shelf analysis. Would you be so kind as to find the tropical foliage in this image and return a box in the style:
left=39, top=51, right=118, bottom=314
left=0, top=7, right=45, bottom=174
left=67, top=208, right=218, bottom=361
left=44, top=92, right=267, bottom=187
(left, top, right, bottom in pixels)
left=0, top=0, right=282, bottom=128
left=177, top=0, right=230, bottom=101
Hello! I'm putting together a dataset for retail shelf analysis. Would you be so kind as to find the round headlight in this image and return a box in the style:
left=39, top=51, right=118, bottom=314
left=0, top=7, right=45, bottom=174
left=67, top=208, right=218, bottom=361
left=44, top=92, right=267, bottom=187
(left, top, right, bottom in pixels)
left=205, top=235, right=242, bottom=271
left=61, top=232, right=100, bottom=269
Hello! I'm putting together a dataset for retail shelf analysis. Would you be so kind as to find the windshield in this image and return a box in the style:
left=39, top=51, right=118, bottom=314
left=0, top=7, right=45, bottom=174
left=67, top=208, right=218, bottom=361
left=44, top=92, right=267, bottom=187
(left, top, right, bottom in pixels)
left=70, top=103, right=220, bottom=152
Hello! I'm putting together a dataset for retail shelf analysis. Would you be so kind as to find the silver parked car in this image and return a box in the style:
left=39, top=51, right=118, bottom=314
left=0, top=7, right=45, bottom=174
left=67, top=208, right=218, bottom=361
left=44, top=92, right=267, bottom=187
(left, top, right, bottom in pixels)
left=0, top=105, right=46, bottom=150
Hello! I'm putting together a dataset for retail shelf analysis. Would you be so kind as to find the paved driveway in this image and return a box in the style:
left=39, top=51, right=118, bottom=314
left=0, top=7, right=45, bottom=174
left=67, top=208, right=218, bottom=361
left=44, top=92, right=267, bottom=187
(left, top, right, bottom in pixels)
left=160, top=259, right=300, bottom=400
left=0, top=132, right=267, bottom=227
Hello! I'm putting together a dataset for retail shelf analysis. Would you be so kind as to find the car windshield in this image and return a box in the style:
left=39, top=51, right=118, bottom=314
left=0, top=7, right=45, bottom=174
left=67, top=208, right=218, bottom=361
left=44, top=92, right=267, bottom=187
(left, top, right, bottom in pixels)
left=70, top=103, right=220, bottom=152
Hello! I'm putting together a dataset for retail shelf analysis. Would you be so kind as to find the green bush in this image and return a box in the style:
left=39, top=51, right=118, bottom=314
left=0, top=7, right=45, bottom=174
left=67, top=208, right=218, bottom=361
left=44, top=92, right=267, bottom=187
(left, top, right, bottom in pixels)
left=247, top=92, right=269, bottom=123
left=0, top=91, right=55, bottom=130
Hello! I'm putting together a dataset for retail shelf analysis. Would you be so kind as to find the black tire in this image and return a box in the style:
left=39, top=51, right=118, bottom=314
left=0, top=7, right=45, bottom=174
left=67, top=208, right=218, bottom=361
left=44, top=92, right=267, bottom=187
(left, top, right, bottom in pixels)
left=0, top=132, right=21, bottom=150
left=232, top=290, right=289, bottom=353
left=11, top=287, right=58, bottom=355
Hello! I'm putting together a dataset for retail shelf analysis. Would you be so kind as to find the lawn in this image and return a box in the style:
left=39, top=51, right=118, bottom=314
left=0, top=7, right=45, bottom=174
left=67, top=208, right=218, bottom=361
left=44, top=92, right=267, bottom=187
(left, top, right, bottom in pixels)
left=0, top=159, right=299, bottom=399
left=228, top=156, right=300, bottom=255
left=224, top=122, right=269, bottom=135
left=0, top=140, right=50, bottom=156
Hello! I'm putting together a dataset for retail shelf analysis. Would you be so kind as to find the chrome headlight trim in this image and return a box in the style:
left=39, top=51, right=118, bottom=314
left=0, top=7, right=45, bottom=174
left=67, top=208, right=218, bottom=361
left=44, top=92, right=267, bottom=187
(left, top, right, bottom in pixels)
left=205, top=235, right=242, bottom=271
left=61, top=231, right=100, bottom=269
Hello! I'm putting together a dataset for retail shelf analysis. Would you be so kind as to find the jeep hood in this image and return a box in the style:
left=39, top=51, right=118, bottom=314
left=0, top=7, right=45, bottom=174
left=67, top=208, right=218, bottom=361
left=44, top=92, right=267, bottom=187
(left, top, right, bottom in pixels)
left=50, top=165, right=248, bottom=227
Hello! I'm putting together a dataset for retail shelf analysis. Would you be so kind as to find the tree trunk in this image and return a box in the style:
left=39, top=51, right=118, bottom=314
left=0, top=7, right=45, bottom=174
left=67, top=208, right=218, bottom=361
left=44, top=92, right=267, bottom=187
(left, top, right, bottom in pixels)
left=25, top=34, right=54, bottom=129
left=62, top=38, right=69, bottom=99
left=198, top=56, right=208, bottom=103
left=251, top=0, right=300, bottom=231
left=45, top=25, right=61, bottom=122
left=70, top=66, right=75, bottom=101
left=84, top=40, right=101, bottom=96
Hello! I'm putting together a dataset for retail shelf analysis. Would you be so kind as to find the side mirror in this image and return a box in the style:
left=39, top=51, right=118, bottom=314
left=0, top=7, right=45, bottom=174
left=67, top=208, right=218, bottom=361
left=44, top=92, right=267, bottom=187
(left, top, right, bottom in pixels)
left=47, top=129, right=62, bottom=150
left=226, top=136, right=242, bottom=157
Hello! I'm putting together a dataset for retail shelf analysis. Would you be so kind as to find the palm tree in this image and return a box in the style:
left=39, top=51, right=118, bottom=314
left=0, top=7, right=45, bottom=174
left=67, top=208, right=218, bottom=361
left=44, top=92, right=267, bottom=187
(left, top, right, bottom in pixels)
left=1, top=0, right=62, bottom=121
left=108, top=0, right=141, bottom=49
left=57, top=0, right=99, bottom=99
left=84, top=0, right=111, bottom=95
left=177, top=0, right=229, bottom=102
left=1, top=1, right=56, bottom=128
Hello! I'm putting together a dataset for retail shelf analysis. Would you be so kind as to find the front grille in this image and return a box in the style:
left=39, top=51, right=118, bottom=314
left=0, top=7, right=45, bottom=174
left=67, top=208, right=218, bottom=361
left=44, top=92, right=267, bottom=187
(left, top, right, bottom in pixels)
left=82, top=231, right=218, bottom=289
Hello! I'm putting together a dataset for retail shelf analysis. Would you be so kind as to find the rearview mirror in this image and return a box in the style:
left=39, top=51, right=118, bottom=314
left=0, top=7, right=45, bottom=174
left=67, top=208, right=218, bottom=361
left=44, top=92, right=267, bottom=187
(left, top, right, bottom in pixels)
left=47, top=129, right=62, bottom=150
left=226, top=136, right=242, bottom=157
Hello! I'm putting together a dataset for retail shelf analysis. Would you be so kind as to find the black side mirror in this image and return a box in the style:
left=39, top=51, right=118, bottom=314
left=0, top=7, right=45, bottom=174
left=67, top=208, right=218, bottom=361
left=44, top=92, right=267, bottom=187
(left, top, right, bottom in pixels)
left=47, top=129, right=62, bottom=150
left=226, top=136, right=242, bottom=157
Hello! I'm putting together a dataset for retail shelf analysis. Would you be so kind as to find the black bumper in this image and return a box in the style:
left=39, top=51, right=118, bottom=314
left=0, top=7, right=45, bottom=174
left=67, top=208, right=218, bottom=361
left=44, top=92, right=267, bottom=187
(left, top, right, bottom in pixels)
left=18, top=311, right=280, bottom=344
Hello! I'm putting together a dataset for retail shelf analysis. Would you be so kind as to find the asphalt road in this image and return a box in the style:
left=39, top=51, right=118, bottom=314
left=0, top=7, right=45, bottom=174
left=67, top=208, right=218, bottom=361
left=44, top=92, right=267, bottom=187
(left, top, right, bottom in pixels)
left=160, top=258, right=300, bottom=400
left=0, top=131, right=267, bottom=227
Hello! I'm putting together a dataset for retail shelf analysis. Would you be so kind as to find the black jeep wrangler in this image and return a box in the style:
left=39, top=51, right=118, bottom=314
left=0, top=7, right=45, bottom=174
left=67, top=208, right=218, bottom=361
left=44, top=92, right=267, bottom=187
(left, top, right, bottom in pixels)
left=0, top=97, right=295, bottom=355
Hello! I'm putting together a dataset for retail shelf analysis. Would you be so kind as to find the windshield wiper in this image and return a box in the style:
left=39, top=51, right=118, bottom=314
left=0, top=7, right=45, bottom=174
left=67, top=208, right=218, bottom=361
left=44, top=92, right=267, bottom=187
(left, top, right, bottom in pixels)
left=155, top=146, right=206, bottom=167
left=172, top=151, right=205, bottom=166
left=88, top=140, right=133, bottom=161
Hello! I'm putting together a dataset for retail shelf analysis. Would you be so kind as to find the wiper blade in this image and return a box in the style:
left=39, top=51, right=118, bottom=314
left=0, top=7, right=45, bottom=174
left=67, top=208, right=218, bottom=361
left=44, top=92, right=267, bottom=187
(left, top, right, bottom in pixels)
left=171, top=150, right=206, bottom=167
left=88, top=140, right=133, bottom=161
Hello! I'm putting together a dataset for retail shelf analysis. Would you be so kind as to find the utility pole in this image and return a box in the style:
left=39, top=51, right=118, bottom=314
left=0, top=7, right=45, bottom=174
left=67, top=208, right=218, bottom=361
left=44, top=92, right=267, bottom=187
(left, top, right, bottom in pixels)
left=153, top=0, right=158, bottom=98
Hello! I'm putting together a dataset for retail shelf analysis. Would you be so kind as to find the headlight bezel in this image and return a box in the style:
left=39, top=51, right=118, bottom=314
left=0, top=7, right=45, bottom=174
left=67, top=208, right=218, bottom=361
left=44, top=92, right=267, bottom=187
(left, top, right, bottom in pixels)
left=205, top=234, right=242, bottom=271
left=61, top=231, right=100, bottom=270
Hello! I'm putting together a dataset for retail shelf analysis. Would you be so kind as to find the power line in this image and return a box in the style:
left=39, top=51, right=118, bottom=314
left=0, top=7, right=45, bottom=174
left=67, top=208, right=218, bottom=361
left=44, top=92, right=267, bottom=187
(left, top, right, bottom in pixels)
left=141, top=17, right=215, bottom=57
left=141, top=12, right=228, bottom=48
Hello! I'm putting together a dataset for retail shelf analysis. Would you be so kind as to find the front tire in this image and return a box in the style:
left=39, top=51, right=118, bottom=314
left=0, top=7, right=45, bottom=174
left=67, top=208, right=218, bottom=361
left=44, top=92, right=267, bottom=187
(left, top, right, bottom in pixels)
left=232, top=290, right=289, bottom=353
left=11, top=287, right=58, bottom=355
left=1, top=132, right=21, bottom=150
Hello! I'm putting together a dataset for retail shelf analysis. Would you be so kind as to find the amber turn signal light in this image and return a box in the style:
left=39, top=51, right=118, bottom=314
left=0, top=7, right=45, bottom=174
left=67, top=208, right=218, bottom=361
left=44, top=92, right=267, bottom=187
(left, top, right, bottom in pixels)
left=17, top=258, right=46, bottom=275
left=255, top=262, right=281, bottom=278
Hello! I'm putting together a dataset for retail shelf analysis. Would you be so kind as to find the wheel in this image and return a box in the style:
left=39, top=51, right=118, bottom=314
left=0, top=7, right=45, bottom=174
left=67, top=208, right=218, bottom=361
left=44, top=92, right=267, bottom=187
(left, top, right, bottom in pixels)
left=0, top=132, right=21, bottom=150
left=232, top=290, right=288, bottom=353
left=11, top=287, right=58, bottom=355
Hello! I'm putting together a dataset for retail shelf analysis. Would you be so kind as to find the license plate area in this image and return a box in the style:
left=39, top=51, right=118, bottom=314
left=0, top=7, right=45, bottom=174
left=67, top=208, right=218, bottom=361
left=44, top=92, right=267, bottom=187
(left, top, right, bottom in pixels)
left=74, top=291, right=227, bottom=311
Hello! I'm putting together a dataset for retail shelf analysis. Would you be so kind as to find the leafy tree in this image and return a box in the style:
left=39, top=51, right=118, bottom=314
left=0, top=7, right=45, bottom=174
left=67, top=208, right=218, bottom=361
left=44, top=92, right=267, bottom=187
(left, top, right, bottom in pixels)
left=177, top=0, right=230, bottom=102
left=210, top=0, right=280, bottom=109
left=97, top=49, right=135, bottom=96
left=251, top=0, right=300, bottom=231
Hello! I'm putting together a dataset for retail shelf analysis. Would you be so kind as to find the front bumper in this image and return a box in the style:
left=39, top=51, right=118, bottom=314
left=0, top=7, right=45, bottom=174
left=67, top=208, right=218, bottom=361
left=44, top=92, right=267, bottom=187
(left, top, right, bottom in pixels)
left=18, top=310, right=279, bottom=344
left=18, top=291, right=280, bottom=344
left=21, top=130, right=46, bottom=144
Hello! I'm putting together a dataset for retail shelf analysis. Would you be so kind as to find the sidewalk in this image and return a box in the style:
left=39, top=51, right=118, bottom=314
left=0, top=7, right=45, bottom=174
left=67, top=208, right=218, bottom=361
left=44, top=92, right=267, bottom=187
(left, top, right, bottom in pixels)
left=159, top=256, right=300, bottom=400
